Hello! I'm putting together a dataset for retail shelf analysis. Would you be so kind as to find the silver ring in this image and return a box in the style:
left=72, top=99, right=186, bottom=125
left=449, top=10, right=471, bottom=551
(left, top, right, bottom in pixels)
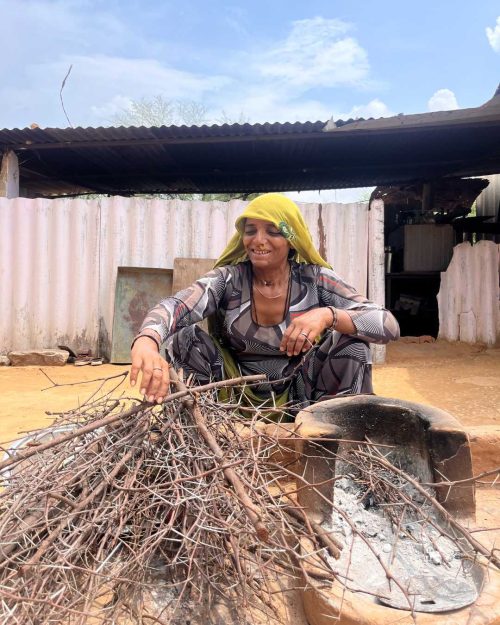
left=152, top=367, right=163, bottom=372
left=300, top=331, right=309, bottom=338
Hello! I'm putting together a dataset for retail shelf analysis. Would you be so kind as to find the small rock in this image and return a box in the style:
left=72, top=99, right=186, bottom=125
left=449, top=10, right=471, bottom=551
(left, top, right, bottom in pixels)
left=428, top=550, right=442, bottom=565
left=398, top=335, right=435, bottom=344
left=382, top=544, right=392, bottom=553
left=0, top=355, right=10, bottom=366
left=7, top=349, right=69, bottom=366
left=418, top=335, right=436, bottom=343
left=378, top=532, right=386, bottom=541
left=365, top=527, right=378, bottom=537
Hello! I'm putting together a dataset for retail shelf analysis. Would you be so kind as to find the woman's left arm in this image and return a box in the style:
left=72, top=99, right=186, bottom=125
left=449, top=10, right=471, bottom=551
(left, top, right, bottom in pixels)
left=318, top=267, right=400, bottom=345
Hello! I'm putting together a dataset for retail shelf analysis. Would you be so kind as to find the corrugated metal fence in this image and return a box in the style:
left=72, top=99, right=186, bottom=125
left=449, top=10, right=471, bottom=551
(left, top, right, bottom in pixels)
left=437, top=241, right=500, bottom=346
left=0, top=197, right=370, bottom=356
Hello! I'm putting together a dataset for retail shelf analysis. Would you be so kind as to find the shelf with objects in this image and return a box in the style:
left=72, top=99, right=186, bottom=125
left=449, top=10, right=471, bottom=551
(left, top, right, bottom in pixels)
left=374, top=178, right=490, bottom=338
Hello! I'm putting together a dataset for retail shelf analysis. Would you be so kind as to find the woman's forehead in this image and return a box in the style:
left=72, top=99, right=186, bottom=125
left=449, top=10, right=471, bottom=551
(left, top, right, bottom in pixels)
left=244, top=218, right=277, bottom=228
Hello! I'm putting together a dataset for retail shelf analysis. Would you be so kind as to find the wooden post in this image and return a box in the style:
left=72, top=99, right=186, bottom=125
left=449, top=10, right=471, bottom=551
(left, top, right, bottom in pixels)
left=0, top=150, right=19, bottom=198
left=368, top=198, right=386, bottom=364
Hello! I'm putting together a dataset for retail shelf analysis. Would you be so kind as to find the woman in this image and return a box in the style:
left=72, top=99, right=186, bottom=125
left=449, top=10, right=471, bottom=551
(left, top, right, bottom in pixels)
left=130, top=194, right=399, bottom=412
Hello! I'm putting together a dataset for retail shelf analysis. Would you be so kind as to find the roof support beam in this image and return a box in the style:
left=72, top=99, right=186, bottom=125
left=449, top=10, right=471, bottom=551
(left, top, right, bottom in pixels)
left=0, top=150, right=19, bottom=198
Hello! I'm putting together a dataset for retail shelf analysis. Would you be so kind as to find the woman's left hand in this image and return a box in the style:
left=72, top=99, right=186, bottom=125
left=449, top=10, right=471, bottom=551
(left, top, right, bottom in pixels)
left=280, top=308, right=333, bottom=356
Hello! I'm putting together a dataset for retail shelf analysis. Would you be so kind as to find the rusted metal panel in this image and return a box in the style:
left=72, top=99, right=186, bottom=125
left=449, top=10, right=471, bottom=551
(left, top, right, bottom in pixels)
left=0, top=196, right=371, bottom=357
left=110, top=267, right=173, bottom=364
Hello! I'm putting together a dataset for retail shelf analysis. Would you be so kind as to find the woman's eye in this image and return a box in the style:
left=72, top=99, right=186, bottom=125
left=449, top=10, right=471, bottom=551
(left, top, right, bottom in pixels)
left=267, top=230, right=282, bottom=237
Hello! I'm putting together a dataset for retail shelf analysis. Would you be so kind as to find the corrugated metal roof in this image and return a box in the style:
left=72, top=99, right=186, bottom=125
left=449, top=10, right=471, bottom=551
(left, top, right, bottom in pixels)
left=1, top=85, right=499, bottom=197
left=0, top=120, right=330, bottom=146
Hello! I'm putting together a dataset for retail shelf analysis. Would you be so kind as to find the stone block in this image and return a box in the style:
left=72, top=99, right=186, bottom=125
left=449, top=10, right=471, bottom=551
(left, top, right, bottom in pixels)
left=0, top=355, right=10, bottom=366
left=7, top=350, right=69, bottom=366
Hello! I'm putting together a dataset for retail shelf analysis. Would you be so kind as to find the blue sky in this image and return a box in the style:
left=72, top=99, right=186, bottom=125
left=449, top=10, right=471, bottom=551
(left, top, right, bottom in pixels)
left=1, top=0, right=499, bottom=200
left=1, top=0, right=499, bottom=130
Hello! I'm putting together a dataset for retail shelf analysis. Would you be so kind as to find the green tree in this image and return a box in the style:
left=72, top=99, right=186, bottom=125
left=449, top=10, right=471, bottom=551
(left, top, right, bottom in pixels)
left=112, top=96, right=209, bottom=127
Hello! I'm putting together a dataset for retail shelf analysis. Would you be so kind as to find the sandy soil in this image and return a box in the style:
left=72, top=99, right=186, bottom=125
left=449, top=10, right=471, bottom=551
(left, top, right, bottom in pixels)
left=0, top=340, right=498, bottom=625
left=1, top=340, right=499, bottom=444
left=375, top=340, right=500, bottom=426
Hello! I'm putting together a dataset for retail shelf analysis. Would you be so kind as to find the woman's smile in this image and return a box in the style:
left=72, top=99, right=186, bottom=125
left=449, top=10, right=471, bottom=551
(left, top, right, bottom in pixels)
left=250, top=249, right=271, bottom=256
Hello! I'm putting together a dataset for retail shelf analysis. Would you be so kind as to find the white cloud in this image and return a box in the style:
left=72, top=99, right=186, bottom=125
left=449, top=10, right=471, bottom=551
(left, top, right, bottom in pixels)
left=216, top=91, right=333, bottom=124
left=90, top=95, right=135, bottom=122
left=210, top=18, right=387, bottom=125
left=427, top=89, right=459, bottom=112
left=256, top=17, right=370, bottom=91
left=345, top=99, right=395, bottom=119
left=486, top=16, right=500, bottom=52
left=223, top=6, right=249, bottom=37
left=68, top=55, right=229, bottom=100
left=211, top=86, right=395, bottom=126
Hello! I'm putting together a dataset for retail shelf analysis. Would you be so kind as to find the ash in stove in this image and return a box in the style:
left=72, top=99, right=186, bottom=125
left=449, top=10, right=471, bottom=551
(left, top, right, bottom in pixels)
left=322, top=472, right=478, bottom=613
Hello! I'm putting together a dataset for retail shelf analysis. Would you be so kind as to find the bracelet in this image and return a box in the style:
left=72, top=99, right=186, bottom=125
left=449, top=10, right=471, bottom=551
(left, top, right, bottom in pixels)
left=327, top=306, right=338, bottom=331
left=131, top=334, right=160, bottom=352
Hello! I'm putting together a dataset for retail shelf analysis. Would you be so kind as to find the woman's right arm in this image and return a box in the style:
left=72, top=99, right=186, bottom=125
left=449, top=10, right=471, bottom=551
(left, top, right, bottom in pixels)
left=129, top=267, right=231, bottom=401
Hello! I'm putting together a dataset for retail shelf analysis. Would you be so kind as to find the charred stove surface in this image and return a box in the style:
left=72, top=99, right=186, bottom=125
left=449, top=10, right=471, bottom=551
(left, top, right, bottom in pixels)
left=294, top=395, right=487, bottom=619
left=324, top=471, right=479, bottom=613
left=296, top=395, right=475, bottom=518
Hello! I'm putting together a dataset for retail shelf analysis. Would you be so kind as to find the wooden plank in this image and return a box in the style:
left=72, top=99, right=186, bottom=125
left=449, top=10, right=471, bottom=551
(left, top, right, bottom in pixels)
left=0, top=150, right=19, bottom=198
left=172, top=258, right=216, bottom=294
left=172, top=258, right=217, bottom=333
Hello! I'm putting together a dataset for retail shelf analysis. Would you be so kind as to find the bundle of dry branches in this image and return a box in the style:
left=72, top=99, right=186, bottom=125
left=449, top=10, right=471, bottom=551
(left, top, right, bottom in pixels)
left=0, top=371, right=341, bottom=625
left=0, top=370, right=497, bottom=624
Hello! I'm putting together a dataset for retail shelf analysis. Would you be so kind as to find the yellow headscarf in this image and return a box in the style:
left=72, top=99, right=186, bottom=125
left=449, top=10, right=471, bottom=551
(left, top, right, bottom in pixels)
left=214, top=193, right=331, bottom=269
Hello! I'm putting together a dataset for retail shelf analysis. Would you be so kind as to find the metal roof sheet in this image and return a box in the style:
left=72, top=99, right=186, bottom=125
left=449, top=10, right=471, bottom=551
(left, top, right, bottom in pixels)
left=1, top=86, right=499, bottom=197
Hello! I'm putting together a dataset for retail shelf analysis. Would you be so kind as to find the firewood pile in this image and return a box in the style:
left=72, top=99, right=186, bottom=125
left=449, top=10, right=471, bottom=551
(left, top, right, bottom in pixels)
left=0, top=369, right=497, bottom=624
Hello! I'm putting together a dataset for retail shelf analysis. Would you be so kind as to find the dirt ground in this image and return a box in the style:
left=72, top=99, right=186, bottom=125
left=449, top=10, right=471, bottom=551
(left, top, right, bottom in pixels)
left=0, top=340, right=499, bottom=625
left=0, top=340, right=499, bottom=444
left=375, top=340, right=500, bottom=426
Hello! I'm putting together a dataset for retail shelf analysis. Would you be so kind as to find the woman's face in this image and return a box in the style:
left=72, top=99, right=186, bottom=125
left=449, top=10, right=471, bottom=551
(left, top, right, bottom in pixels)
left=242, top=218, right=291, bottom=269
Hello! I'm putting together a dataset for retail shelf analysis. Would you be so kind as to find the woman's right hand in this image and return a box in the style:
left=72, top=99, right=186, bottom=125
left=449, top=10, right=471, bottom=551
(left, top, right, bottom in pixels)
left=130, top=336, right=170, bottom=403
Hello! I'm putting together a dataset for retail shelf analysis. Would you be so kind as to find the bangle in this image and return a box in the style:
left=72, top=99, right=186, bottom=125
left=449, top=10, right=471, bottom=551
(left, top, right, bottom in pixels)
left=327, top=306, right=338, bottom=331
left=131, top=334, right=160, bottom=352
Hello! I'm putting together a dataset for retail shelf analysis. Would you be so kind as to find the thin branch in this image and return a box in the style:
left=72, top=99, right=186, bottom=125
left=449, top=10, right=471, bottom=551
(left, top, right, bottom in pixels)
left=59, top=64, right=74, bottom=128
